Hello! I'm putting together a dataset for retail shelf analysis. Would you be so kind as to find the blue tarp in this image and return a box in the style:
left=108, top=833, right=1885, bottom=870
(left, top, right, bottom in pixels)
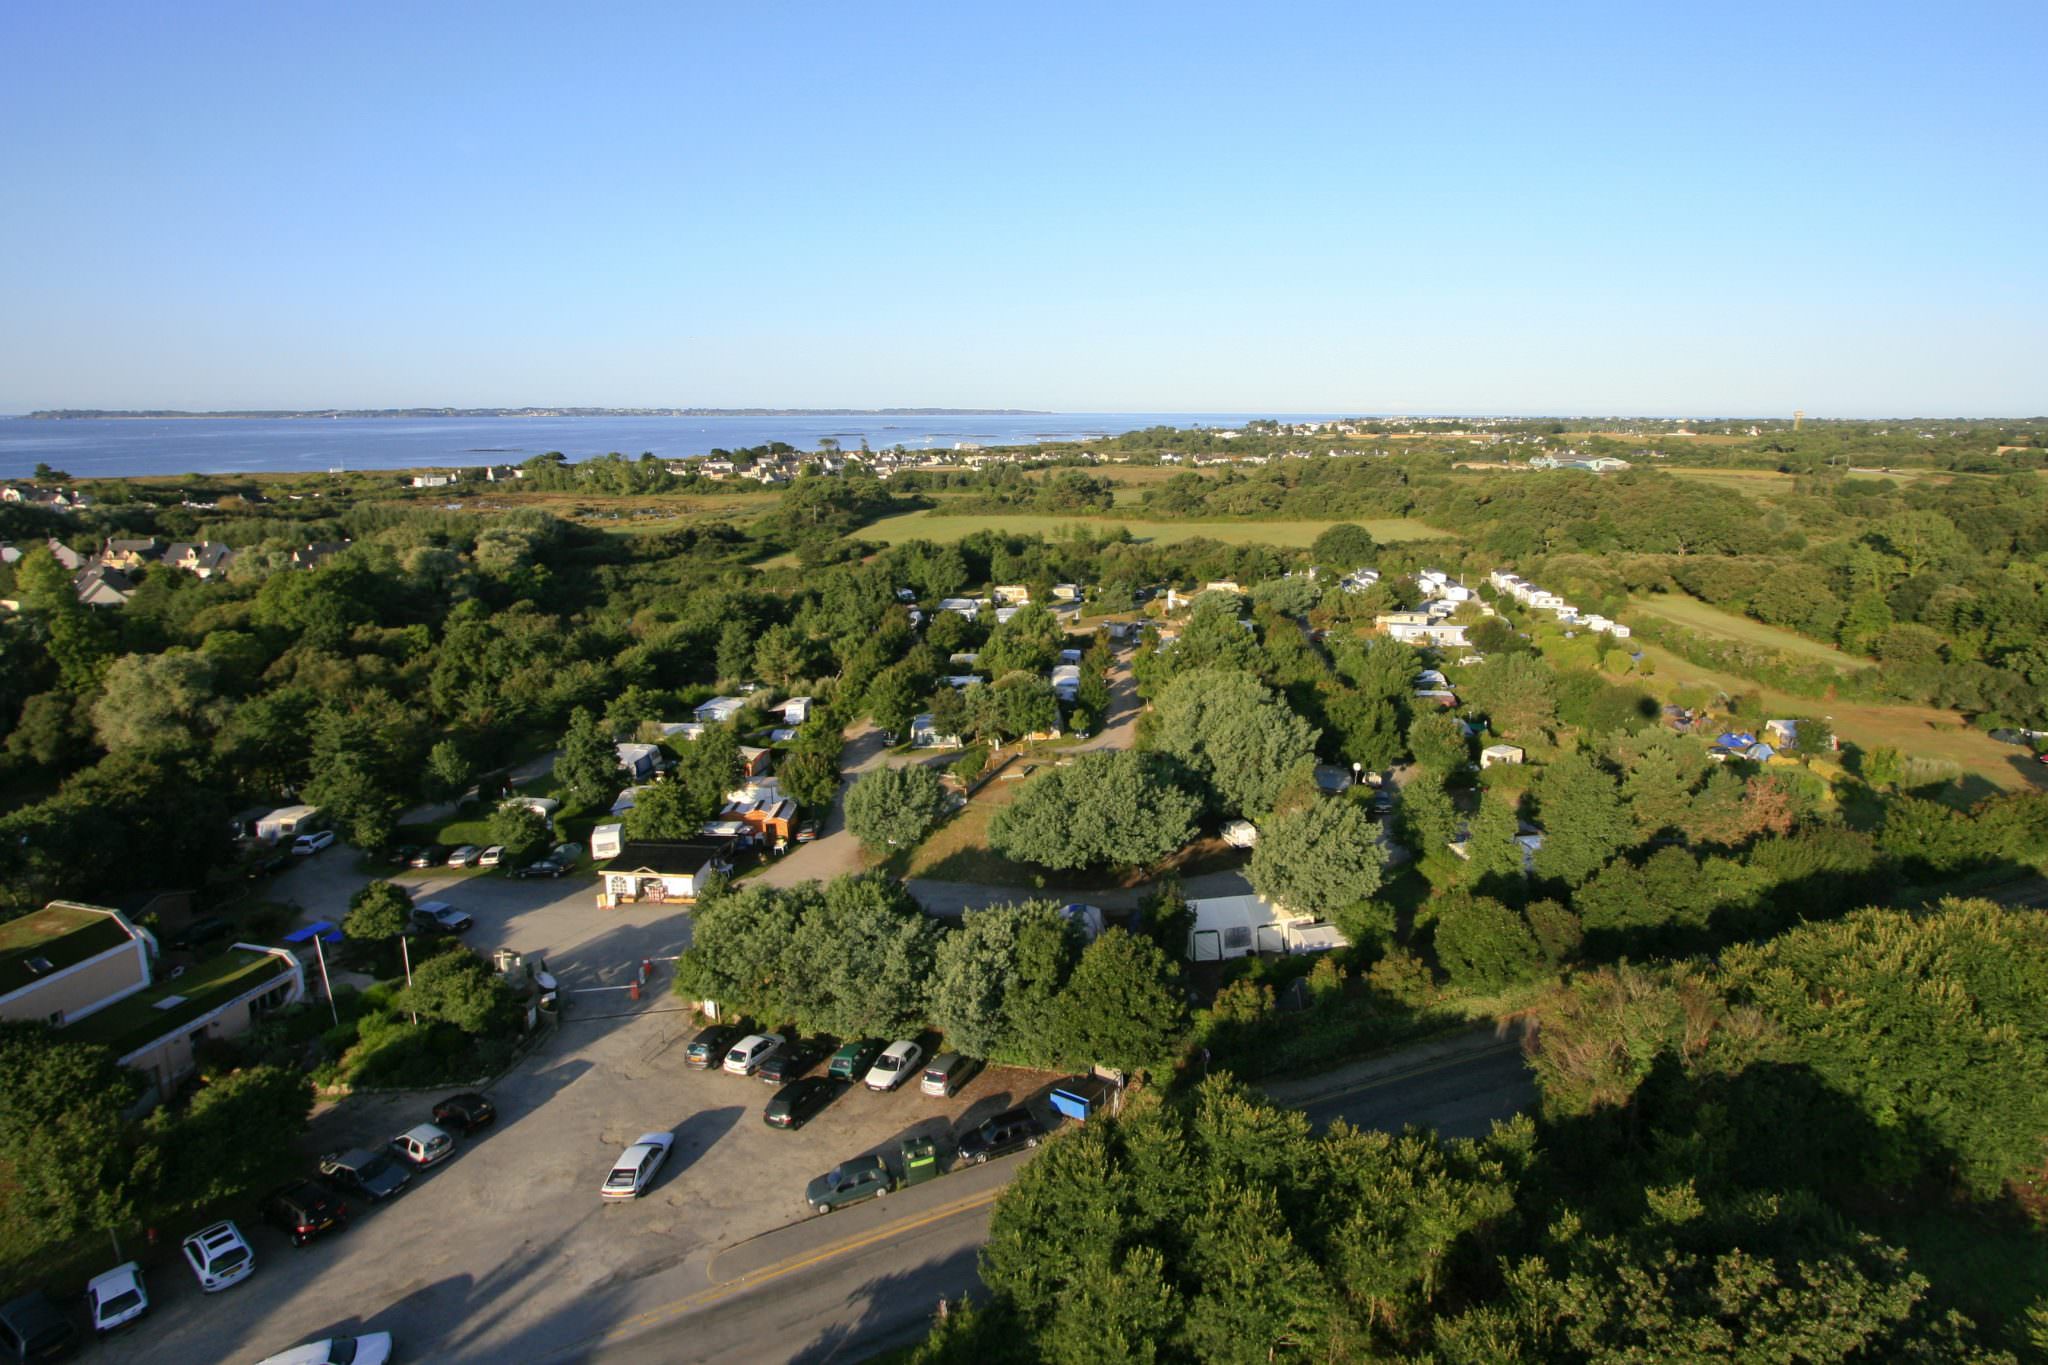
left=284, top=920, right=343, bottom=945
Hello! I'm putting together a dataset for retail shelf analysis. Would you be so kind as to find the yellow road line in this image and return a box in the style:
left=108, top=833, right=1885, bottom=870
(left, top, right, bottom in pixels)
left=596, top=1185, right=1005, bottom=1343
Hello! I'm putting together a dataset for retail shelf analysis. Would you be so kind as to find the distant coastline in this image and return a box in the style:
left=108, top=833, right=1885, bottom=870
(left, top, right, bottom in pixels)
left=24, top=406, right=1051, bottom=421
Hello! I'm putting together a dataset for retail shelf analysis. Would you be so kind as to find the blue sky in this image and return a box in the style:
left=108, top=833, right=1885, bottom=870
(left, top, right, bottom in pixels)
left=2, top=1, right=2042, bottom=415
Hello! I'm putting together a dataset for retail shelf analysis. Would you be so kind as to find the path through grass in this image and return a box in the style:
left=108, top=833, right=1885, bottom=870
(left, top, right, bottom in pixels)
left=1629, top=592, right=1872, bottom=671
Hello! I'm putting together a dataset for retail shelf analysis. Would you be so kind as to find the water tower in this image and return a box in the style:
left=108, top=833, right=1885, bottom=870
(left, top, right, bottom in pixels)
left=1793, top=409, right=1804, bottom=431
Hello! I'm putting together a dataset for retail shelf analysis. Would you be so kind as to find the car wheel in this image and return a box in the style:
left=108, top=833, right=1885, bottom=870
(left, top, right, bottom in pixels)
left=812, top=1202, right=827, bottom=1214
left=876, top=1186, right=887, bottom=1197
left=973, top=1153, right=987, bottom=1165
left=1026, top=1137, right=1040, bottom=1148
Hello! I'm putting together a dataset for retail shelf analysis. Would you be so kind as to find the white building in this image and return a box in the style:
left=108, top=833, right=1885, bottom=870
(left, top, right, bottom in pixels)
left=1184, top=895, right=1348, bottom=961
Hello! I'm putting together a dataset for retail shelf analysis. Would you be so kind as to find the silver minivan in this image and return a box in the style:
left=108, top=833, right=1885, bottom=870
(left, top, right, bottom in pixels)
left=920, top=1052, right=981, bottom=1098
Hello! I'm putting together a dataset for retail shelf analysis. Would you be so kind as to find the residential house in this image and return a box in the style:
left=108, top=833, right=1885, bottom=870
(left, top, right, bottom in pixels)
left=1376, top=612, right=1470, bottom=648
left=910, top=713, right=963, bottom=749
left=99, top=538, right=163, bottom=571
left=45, top=539, right=86, bottom=571
left=1, top=901, right=303, bottom=1094
left=1480, top=743, right=1525, bottom=768
left=162, top=541, right=236, bottom=579
left=694, top=696, right=746, bottom=725
left=410, top=472, right=458, bottom=489
left=615, top=743, right=664, bottom=781
left=73, top=564, right=136, bottom=607
left=598, top=840, right=732, bottom=906
left=727, top=797, right=796, bottom=845
left=1184, top=894, right=1349, bottom=961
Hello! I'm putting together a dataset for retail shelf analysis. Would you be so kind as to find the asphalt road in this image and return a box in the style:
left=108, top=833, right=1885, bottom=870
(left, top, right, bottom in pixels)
left=550, top=1036, right=1536, bottom=1364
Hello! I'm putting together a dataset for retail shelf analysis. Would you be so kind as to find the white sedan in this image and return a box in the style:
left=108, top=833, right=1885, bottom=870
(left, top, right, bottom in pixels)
left=87, top=1262, right=148, bottom=1334
left=722, top=1032, right=785, bottom=1076
left=864, top=1040, right=924, bottom=1092
left=253, top=1333, right=394, bottom=1365
left=601, top=1131, right=676, bottom=1200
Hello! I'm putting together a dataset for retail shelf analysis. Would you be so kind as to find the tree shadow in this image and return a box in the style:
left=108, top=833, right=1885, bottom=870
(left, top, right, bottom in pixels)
left=787, top=1247, right=988, bottom=1364
left=664, top=1105, right=744, bottom=1180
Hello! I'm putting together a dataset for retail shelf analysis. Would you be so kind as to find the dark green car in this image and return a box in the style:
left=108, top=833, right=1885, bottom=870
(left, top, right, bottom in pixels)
left=827, top=1039, right=884, bottom=1081
left=805, top=1153, right=893, bottom=1213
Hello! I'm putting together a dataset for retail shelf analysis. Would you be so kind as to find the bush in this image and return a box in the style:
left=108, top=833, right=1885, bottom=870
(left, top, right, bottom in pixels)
left=845, top=764, right=950, bottom=850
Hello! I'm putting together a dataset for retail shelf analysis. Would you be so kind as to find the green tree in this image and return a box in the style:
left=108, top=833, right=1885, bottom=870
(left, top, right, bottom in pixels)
left=1432, top=890, right=1546, bottom=991
left=144, top=1065, right=313, bottom=1209
left=1148, top=669, right=1318, bottom=819
left=1322, top=689, right=1405, bottom=771
left=488, top=802, right=552, bottom=864
left=1052, top=928, right=1187, bottom=1071
left=777, top=747, right=840, bottom=810
left=844, top=763, right=948, bottom=849
left=928, top=901, right=1065, bottom=1061
left=865, top=661, right=929, bottom=736
left=785, top=874, right=943, bottom=1038
left=1532, top=753, right=1632, bottom=886
left=715, top=619, right=755, bottom=683
left=423, top=738, right=474, bottom=803
left=989, top=750, right=1201, bottom=871
left=1247, top=798, right=1386, bottom=919
left=1310, top=522, right=1377, bottom=570
left=555, top=707, right=619, bottom=811
left=753, top=623, right=817, bottom=688
left=1408, top=710, right=1470, bottom=774
left=400, top=950, right=514, bottom=1035
left=1614, top=728, right=1702, bottom=839
left=1462, top=790, right=1527, bottom=890
left=1860, top=744, right=1905, bottom=790
left=980, top=603, right=1064, bottom=677
left=344, top=881, right=411, bottom=943
left=1461, top=653, right=1559, bottom=741
left=1397, top=774, right=1459, bottom=862
left=90, top=650, right=227, bottom=754
left=622, top=777, right=710, bottom=841
left=0, top=1023, right=140, bottom=1260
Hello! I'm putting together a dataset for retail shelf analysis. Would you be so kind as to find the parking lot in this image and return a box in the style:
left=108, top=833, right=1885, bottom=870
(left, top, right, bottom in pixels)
left=106, top=855, right=1063, bottom=1364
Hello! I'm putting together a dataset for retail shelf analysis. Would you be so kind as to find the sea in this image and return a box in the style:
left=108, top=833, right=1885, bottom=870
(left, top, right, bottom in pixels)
left=0, top=412, right=1347, bottom=480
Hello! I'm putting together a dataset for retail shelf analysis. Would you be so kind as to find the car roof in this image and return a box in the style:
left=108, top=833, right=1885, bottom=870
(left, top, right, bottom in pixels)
left=187, top=1221, right=244, bottom=1247
left=628, top=1131, right=672, bottom=1148
left=397, top=1123, right=448, bottom=1142
left=880, top=1040, right=917, bottom=1057
left=88, top=1263, right=141, bottom=1293
left=988, top=1105, right=1033, bottom=1124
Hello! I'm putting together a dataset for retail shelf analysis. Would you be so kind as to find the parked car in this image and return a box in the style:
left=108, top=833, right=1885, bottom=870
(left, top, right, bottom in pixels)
left=758, top=1038, right=829, bottom=1084
left=805, top=1154, right=893, bottom=1213
left=167, top=915, right=233, bottom=952
left=445, top=844, right=484, bottom=868
left=548, top=841, right=584, bottom=866
left=957, top=1106, right=1046, bottom=1165
left=722, top=1033, right=785, bottom=1076
left=386, top=844, right=423, bottom=867
left=292, top=830, right=336, bottom=856
left=827, top=1038, right=884, bottom=1081
left=85, top=1263, right=148, bottom=1335
left=318, top=1149, right=411, bottom=1203
left=409, top=901, right=473, bottom=934
left=764, top=1077, right=839, bottom=1130
left=507, top=857, right=567, bottom=879
left=478, top=845, right=504, bottom=867
left=864, top=1040, right=924, bottom=1092
left=601, top=1132, right=675, bottom=1199
left=181, top=1221, right=254, bottom=1293
left=245, top=849, right=291, bottom=880
left=431, top=1092, right=496, bottom=1133
left=251, top=1333, right=394, bottom=1365
left=794, top=820, right=819, bottom=843
left=920, top=1052, right=981, bottom=1098
left=0, top=1291, right=80, bottom=1362
left=388, top=1123, right=456, bottom=1169
left=262, top=1180, right=350, bottom=1247
left=686, top=1022, right=748, bottom=1069
left=408, top=846, right=448, bottom=869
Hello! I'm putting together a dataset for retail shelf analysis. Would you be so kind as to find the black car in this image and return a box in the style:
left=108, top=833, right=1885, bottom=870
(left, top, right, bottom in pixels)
left=167, top=915, right=233, bottom=952
left=386, top=844, right=424, bottom=867
left=0, top=1291, right=79, bottom=1363
left=685, top=1021, right=749, bottom=1069
left=408, top=846, right=449, bottom=869
left=318, top=1148, right=412, bottom=1202
left=432, top=1092, right=497, bottom=1133
left=262, top=1180, right=350, bottom=1247
left=763, top=1077, right=839, bottom=1130
left=956, top=1106, right=1046, bottom=1165
left=409, top=902, right=474, bottom=935
left=758, top=1039, right=829, bottom=1085
left=245, top=849, right=291, bottom=880
left=507, top=858, right=567, bottom=879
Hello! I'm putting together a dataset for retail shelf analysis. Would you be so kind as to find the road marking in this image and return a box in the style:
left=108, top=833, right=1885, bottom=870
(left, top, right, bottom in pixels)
left=580, top=1185, right=1005, bottom=1348
left=1283, top=1040, right=1523, bottom=1111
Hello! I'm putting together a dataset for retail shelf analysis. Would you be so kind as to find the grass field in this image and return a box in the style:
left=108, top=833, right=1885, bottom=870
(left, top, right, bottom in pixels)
left=1662, top=468, right=1800, bottom=493
left=1618, top=642, right=2039, bottom=793
left=853, top=509, right=1448, bottom=548
left=1629, top=592, right=1872, bottom=671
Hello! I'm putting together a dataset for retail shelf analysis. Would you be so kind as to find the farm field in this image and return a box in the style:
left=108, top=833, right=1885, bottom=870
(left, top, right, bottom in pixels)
left=1618, top=643, right=2040, bottom=793
left=853, top=509, right=1448, bottom=548
left=1629, top=592, right=1873, bottom=671
left=1662, top=467, right=1799, bottom=493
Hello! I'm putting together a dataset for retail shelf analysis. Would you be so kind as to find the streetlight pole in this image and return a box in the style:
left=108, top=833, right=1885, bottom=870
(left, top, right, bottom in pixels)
left=311, top=933, right=339, bottom=1028
left=399, top=935, right=418, bottom=1026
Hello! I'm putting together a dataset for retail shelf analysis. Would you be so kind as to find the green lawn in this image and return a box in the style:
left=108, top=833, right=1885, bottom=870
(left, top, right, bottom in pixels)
left=1628, top=592, right=1873, bottom=671
left=853, top=510, right=1449, bottom=548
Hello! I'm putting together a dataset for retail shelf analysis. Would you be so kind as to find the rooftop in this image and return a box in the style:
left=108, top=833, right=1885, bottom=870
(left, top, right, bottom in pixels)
left=0, top=902, right=138, bottom=996
left=66, top=947, right=293, bottom=1058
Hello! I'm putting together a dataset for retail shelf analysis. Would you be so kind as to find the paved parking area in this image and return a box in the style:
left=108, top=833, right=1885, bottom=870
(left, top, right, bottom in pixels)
left=107, top=859, right=1060, bottom=1365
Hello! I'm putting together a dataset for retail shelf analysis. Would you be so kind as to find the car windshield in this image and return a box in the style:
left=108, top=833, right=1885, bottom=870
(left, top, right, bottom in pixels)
left=211, top=1244, right=250, bottom=1271
left=876, top=1054, right=900, bottom=1072
left=98, top=1288, right=142, bottom=1316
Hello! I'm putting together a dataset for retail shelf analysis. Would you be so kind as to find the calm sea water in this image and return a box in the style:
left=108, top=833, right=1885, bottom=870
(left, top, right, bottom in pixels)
left=0, top=412, right=1345, bottom=479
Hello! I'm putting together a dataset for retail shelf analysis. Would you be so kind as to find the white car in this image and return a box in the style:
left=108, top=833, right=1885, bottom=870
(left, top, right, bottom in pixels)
left=181, top=1220, right=254, bottom=1292
left=291, top=830, right=336, bottom=855
left=87, top=1262, right=148, bottom=1334
left=252, top=1333, right=394, bottom=1365
left=478, top=845, right=504, bottom=867
left=864, top=1040, right=925, bottom=1092
left=389, top=1122, right=456, bottom=1168
left=601, top=1131, right=676, bottom=1199
left=722, top=1033, right=785, bottom=1076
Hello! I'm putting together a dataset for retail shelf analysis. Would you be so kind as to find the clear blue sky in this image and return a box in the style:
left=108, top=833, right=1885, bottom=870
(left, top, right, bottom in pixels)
left=2, top=1, right=2042, bottom=415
